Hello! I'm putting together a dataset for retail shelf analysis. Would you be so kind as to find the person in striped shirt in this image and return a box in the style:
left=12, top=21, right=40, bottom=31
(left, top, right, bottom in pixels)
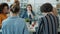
left=37, top=3, right=59, bottom=34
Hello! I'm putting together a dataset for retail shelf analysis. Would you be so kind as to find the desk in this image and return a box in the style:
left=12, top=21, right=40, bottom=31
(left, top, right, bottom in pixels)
left=0, top=21, right=59, bottom=34
left=26, top=22, right=38, bottom=34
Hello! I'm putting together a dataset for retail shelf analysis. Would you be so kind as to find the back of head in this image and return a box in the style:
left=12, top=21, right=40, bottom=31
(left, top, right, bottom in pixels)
left=14, top=0, right=20, bottom=6
left=10, top=3, right=20, bottom=13
left=40, top=3, right=53, bottom=13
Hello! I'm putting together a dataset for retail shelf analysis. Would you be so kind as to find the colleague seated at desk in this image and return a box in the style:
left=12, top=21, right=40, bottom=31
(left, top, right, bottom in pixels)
left=37, top=3, right=59, bottom=34
left=22, top=4, right=35, bottom=24
left=0, top=3, right=9, bottom=29
left=2, top=3, right=29, bottom=34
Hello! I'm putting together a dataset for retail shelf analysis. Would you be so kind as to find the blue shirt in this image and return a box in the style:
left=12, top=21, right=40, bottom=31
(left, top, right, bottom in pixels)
left=21, top=11, right=35, bottom=19
left=2, top=16, right=29, bottom=34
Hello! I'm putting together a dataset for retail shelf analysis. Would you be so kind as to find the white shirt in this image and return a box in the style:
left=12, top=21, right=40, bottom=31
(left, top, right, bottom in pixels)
left=27, top=11, right=33, bottom=18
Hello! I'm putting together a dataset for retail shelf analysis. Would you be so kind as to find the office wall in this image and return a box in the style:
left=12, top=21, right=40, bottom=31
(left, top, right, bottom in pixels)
left=0, top=0, right=57, bottom=7
left=27, top=0, right=57, bottom=14
left=0, top=0, right=57, bottom=13
left=0, top=0, right=14, bottom=6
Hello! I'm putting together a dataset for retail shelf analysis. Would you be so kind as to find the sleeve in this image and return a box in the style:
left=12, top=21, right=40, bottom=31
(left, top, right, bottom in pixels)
left=56, top=16, right=59, bottom=28
left=32, top=11, right=35, bottom=16
left=2, top=28, right=7, bottom=34
left=0, top=17, right=2, bottom=27
left=36, top=18, right=43, bottom=34
left=23, top=24, right=29, bottom=34
left=21, top=11, right=26, bottom=18
left=23, top=20, right=29, bottom=34
left=2, top=21, right=7, bottom=34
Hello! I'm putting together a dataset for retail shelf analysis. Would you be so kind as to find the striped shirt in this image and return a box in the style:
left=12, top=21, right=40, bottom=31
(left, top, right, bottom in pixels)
left=37, top=14, right=59, bottom=34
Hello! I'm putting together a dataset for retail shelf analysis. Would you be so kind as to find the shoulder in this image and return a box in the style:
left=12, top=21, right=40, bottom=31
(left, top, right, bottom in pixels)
left=22, top=11, right=27, bottom=15
left=2, top=18, right=9, bottom=28
left=0, top=14, right=3, bottom=17
left=38, top=16, right=46, bottom=23
left=17, top=18, right=26, bottom=23
left=18, top=18, right=25, bottom=21
left=2, top=18, right=8, bottom=25
left=15, top=18, right=26, bottom=26
left=31, top=11, right=35, bottom=15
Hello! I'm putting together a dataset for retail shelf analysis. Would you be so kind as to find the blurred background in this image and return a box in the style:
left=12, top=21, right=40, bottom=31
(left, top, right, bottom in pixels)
left=0, top=0, right=60, bottom=34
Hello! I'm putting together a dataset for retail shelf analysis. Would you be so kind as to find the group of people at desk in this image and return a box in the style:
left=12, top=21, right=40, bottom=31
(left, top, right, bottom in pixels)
left=21, top=4, right=37, bottom=34
left=0, top=0, right=59, bottom=34
left=0, top=1, right=36, bottom=34
left=21, top=4, right=35, bottom=24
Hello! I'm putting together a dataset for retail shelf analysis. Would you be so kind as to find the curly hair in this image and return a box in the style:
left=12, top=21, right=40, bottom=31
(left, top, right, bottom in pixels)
left=40, top=3, right=53, bottom=13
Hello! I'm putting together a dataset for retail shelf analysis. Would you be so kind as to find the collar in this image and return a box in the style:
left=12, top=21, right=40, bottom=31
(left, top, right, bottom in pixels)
left=42, top=13, right=48, bottom=16
left=8, top=16, right=19, bottom=19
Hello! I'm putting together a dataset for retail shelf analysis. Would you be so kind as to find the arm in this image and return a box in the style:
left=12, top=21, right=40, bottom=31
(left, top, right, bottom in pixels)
left=36, top=18, right=43, bottom=34
left=23, top=23, right=29, bottom=34
left=0, top=17, right=2, bottom=28
left=32, top=11, right=35, bottom=16
left=21, top=11, right=26, bottom=18
left=2, top=20, right=7, bottom=34
left=22, top=19, right=29, bottom=34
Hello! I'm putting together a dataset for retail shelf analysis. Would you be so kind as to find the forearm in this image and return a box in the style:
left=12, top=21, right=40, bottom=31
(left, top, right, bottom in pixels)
left=0, top=24, right=2, bottom=28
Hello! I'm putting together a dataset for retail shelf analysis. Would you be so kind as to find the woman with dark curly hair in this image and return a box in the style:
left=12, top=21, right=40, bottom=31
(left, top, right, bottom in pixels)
left=0, top=3, right=9, bottom=28
left=37, top=3, right=59, bottom=34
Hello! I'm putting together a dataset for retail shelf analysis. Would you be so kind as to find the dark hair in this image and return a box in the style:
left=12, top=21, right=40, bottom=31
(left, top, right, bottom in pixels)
left=1, top=3, right=9, bottom=11
left=14, top=0, right=20, bottom=6
left=10, top=4, right=13, bottom=8
left=10, top=4, right=20, bottom=13
left=0, top=4, right=2, bottom=13
left=0, top=3, right=9, bottom=13
left=26, top=4, right=33, bottom=11
left=40, top=3, right=53, bottom=13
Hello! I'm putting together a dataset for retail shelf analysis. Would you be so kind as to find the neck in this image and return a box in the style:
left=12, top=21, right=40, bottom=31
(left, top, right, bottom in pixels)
left=43, top=12, right=48, bottom=14
left=10, top=12, right=19, bottom=17
left=49, top=12, right=53, bottom=14
left=42, top=12, right=49, bottom=16
left=27, top=10, right=31, bottom=13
